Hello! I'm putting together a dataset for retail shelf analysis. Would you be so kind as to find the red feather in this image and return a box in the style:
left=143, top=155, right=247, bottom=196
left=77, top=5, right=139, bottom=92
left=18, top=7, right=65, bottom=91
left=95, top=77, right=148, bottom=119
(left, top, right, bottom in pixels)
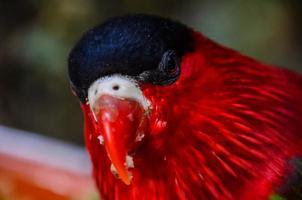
left=82, top=32, right=302, bottom=200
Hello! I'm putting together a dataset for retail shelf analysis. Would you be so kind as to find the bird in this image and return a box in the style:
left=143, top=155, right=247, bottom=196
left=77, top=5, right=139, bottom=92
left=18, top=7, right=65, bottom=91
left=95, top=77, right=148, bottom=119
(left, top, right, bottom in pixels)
left=68, top=14, right=302, bottom=200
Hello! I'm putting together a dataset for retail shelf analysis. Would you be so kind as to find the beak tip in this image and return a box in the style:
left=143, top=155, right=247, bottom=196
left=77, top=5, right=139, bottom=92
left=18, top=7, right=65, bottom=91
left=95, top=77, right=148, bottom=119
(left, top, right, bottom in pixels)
left=123, top=179, right=131, bottom=186
left=120, top=170, right=132, bottom=185
left=110, top=163, right=132, bottom=186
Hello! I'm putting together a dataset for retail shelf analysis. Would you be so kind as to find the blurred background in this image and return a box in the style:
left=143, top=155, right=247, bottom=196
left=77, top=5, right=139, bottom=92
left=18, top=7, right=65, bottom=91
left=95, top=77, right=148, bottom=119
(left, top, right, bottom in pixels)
left=0, top=0, right=301, bottom=199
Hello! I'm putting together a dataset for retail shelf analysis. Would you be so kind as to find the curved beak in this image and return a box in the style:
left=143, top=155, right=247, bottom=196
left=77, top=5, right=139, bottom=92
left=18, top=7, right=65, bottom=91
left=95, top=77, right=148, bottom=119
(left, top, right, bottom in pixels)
left=91, top=94, right=146, bottom=185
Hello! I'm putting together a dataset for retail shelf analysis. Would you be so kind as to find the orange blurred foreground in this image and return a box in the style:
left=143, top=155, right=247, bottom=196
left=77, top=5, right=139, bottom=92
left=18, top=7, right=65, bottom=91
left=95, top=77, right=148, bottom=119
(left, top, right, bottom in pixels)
left=0, top=126, right=98, bottom=200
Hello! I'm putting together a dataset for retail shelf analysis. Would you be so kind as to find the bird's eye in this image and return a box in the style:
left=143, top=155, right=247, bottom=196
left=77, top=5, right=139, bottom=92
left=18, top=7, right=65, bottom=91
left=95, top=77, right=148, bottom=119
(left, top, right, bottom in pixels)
left=137, top=50, right=180, bottom=85
left=159, top=50, right=179, bottom=76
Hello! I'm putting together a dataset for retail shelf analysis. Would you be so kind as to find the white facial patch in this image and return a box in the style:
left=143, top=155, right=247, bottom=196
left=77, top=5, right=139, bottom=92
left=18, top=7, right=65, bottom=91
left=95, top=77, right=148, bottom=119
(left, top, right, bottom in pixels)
left=87, top=75, right=151, bottom=115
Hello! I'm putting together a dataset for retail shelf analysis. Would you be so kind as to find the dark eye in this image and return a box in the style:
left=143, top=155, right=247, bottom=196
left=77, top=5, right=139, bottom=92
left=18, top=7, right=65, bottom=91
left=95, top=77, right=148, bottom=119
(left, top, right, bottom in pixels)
left=159, top=50, right=179, bottom=76
left=137, top=50, right=180, bottom=85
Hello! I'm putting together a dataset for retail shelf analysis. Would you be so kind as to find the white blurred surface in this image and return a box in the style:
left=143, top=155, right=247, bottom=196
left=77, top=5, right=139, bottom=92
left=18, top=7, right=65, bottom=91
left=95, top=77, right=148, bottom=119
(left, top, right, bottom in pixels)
left=0, top=125, right=91, bottom=175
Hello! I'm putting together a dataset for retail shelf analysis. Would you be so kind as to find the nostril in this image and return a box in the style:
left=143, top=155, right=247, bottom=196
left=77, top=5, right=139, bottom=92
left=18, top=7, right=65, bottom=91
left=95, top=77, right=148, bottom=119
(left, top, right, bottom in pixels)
left=112, top=85, right=120, bottom=91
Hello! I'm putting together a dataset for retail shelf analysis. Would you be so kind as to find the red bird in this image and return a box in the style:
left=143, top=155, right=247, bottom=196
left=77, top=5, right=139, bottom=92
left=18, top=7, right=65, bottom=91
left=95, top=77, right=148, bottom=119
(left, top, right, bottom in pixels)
left=68, top=14, right=302, bottom=200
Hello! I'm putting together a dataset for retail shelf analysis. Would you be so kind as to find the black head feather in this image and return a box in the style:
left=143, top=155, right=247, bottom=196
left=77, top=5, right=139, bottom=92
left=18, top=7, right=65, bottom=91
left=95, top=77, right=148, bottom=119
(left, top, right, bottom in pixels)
left=68, top=14, right=194, bottom=101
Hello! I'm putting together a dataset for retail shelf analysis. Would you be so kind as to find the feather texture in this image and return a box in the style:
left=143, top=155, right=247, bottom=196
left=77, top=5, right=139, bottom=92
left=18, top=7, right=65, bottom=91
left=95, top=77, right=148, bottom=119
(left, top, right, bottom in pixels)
left=82, top=32, right=302, bottom=200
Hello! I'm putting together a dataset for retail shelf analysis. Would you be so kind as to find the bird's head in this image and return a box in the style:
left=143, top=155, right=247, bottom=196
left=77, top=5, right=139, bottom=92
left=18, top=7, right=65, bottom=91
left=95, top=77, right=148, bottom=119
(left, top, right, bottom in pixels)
left=68, top=14, right=199, bottom=185
left=67, top=14, right=302, bottom=200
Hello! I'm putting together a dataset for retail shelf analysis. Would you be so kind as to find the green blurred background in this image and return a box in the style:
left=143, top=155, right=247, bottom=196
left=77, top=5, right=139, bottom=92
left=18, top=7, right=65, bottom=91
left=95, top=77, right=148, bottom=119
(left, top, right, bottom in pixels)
left=0, top=0, right=301, bottom=145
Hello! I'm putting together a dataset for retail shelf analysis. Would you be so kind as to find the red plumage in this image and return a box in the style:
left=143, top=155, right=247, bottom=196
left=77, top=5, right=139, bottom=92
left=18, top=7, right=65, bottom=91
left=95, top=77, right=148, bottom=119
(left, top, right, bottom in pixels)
left=81, top=32, right=302, bottom=199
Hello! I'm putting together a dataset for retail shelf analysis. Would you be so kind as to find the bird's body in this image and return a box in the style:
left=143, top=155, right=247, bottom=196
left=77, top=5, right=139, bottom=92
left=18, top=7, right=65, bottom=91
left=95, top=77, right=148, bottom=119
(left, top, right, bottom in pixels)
left=69, top=15, right=302, bottom=200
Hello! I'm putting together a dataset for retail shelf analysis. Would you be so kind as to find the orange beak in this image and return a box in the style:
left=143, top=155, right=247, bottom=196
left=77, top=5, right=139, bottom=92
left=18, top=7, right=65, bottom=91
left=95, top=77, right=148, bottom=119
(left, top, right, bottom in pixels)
left=91, top=95, right=146, bottom=185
